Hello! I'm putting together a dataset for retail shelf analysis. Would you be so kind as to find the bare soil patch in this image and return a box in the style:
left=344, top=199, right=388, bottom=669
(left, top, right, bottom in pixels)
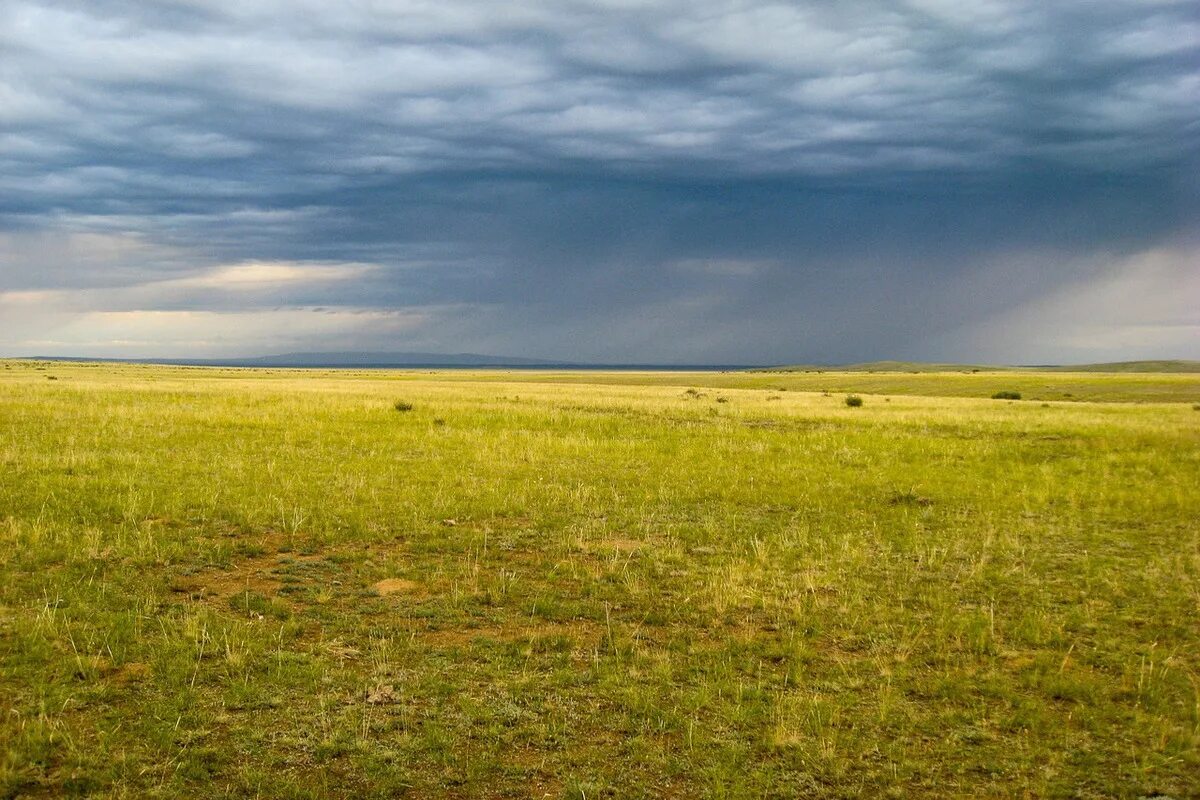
left=373, top=578, right=420, bottom=596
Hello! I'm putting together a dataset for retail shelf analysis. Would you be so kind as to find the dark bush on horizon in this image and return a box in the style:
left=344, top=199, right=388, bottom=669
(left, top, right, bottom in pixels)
left=845, top=395, right=864, bottom=407
left=991, top=391, right=1022, bottom=400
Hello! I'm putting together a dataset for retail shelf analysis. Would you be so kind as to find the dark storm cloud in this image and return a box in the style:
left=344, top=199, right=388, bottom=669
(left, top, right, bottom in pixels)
left=1, top=0, right=1197, bottom=361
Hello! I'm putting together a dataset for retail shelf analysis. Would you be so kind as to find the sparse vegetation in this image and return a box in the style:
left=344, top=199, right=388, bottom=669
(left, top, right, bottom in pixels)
left=1, top=359, right=1197, bottom=798
left=391, top=367, right=1200, bottom=403
left=393, top=400, right=414, bottom=412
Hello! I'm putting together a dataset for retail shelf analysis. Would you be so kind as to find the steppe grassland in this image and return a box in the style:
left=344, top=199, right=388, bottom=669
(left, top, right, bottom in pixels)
left=417, top=367, right=1200, bottom=403
left=1, top=361, right=1198, bottom=798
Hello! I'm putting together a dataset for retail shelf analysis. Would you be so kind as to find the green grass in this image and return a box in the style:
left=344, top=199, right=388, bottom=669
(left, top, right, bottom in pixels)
left=774, top=359, right=1200, bottom=374
left=1039, top=360, right=1200, bottom=373
left=1, top=360, right=1198, bottom=798
left=237, top=364, right=1194, bottom=403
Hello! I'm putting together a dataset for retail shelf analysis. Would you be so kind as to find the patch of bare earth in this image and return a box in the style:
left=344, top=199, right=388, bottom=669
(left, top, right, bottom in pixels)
left=168, top=536, right=327, bottom=603
left=169, top=553, right=283, bottom=601
left=372, top=578, right=420, bottom=596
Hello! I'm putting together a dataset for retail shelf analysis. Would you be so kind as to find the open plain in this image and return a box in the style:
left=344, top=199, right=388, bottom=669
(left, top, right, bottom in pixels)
left=1, top=361, right=1198, bottom=798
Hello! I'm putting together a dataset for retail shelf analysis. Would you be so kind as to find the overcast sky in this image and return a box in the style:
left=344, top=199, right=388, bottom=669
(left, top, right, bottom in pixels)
left=2, top=0, right=1197, bottom=364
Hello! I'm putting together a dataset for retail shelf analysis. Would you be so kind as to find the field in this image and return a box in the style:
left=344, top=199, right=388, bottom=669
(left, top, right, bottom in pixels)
left=1, top=360, right=1198, bottom=798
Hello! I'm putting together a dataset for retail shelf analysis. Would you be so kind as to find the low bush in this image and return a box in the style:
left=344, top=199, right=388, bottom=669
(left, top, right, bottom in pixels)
left=992, top=391, right=1021, bottom=400
left=845, top=395, right=863, bottom=407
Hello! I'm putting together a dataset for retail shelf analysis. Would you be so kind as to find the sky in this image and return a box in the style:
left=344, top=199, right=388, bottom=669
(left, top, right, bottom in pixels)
left=1, top=0, right=1198, bottom=365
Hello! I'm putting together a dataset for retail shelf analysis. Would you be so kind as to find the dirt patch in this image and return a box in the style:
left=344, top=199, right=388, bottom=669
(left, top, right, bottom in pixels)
left=169, top=549, right=293, bottom=601
left=205, top=563, right=282, bottom=597
left=373, top=578, right=420, bottom=596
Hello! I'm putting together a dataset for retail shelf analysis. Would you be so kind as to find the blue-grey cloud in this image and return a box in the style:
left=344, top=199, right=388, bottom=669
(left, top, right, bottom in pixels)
left=1, top=0, right=1197, bottom=362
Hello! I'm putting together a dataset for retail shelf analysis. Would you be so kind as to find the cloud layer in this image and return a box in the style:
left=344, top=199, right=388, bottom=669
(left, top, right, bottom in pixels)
left=2, top=0, right=1198, bottom=362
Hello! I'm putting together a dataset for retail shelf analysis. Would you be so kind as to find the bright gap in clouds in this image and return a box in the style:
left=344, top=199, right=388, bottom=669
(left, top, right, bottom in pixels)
left=178, top=262, right=376, bottom=289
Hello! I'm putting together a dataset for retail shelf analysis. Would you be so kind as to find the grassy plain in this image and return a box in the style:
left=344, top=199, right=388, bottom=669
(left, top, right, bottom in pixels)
left=1, top=360, right=1198, bottom=798
left=415, top=368, right=1200, bottom=403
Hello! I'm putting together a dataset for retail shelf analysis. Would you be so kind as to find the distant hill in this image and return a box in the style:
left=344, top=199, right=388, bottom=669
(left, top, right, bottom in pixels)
left=766, top=359, right=1200, bottom=373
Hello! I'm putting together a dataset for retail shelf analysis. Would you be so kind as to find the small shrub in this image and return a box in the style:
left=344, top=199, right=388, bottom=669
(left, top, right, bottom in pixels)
left=845, top=395, right=863, bottom=407
left=393, top=401, right=414, bottom=412
left=991, top=391, right=1021, bottom=400
left=1193, top=403, right=1200, bottom=411
left=715, top=396, right=729, bottom=404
